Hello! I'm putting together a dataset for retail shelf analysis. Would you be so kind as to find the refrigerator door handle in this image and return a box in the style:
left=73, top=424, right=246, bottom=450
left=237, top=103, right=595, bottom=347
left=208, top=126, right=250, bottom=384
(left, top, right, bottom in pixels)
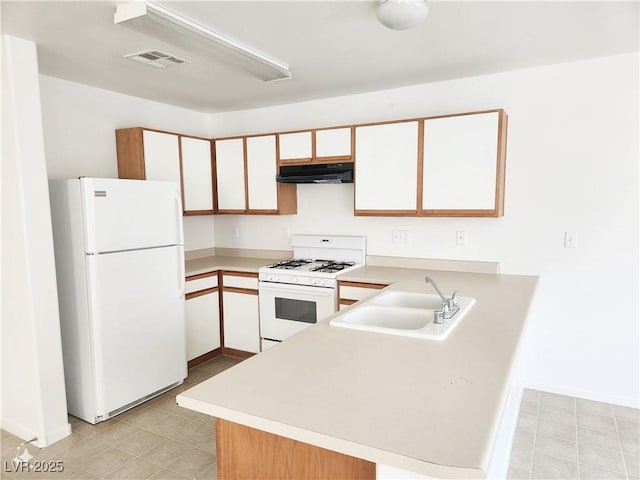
left=178, top=245, right=185, bottom=298
left=174, top=190, right=184, bottom=246
left=174, top=190, right=185, bottom=298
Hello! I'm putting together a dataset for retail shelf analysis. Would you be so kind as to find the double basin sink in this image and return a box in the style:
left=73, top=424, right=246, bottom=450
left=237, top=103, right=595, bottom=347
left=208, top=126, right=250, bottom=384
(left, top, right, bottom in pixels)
left=329, top=291, right=475, bottom=341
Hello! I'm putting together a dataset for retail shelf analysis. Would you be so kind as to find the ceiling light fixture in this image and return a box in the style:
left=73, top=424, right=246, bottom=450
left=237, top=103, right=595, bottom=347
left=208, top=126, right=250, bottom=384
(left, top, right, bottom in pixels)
left=114, top=1, right=292, bottom=82
left=377, top=0, right=429, bottom=31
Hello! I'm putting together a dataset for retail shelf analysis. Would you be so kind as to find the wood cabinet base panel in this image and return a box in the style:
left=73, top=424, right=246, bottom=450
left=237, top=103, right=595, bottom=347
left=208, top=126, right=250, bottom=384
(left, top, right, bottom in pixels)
left=187, top=347, right=222, bottom=369
left=216, top=419, right=375, bottom=480
left=220, top=347, right=255, bottom=359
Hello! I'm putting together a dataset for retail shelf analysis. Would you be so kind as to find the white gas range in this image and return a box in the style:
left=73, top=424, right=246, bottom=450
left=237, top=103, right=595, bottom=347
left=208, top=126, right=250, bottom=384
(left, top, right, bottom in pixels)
left=258, top=234, right=366, bottom=350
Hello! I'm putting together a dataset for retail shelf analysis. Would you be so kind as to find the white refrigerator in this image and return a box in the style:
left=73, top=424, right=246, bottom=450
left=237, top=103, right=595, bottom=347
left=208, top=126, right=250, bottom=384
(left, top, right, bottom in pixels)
left=49, top=177, right=187, bottom=424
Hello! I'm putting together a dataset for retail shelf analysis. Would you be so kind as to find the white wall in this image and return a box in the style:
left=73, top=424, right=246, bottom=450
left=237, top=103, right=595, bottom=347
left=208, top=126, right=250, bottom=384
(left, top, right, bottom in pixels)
left=38, top=76, right=215, bottom=250
left=36, top=53, right=639, bottom=407
left=209, top=53, right=639, bottom=407
left=1, top=35, right=71, bottom=446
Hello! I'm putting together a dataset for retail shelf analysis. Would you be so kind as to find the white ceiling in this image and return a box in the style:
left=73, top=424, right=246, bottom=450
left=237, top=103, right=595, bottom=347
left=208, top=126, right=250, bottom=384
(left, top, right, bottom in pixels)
left=2, top=1, right=638, bottom=113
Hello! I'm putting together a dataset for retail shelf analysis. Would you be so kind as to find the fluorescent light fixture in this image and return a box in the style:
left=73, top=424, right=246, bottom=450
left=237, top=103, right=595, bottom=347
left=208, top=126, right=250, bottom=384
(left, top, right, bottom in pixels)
left=114, top=1, right=292, bottom=81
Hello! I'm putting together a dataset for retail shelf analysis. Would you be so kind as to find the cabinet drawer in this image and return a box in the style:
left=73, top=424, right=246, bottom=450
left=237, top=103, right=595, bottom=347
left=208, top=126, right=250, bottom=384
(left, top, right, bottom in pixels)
left=339, top=282, right=387, bottom=301
left=223, top=273, right=258, bottom=290
left=186, top=273, right=218, bottom=294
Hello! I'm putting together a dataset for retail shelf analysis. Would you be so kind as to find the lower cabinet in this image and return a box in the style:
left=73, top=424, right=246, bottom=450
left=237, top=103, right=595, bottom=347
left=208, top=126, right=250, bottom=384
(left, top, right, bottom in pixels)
left=184, top=270, right=261, bottom=359
left=222, top=291, right=260, bottom=353
left=221, top=272, right=260, bottom=354
left=185, top=290, right=221, bottom=361
left=185, top=273, right=221, bottom=363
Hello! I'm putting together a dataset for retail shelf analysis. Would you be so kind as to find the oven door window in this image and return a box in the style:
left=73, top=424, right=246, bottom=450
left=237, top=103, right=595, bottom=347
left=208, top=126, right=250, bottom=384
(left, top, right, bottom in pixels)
left=275, top=297, right=317, bottom=324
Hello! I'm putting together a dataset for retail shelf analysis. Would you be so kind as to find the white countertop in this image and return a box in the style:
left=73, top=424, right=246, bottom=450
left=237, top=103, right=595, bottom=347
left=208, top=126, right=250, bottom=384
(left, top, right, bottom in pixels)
left=177, top=262, right=538, bottom=478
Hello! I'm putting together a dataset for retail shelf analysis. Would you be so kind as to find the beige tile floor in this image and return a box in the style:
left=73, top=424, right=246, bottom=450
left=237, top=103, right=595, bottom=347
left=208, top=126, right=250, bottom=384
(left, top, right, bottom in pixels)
left=1, top=355, right=241, bottom=480
left=2, top=357, right=639, bottom=480
left=508, top=389, right=640, bottom=480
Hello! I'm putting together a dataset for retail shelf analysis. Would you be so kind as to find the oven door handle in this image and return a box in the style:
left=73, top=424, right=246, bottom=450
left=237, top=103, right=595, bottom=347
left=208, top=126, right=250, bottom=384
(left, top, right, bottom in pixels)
left=259, top=283, right=334, bottom=297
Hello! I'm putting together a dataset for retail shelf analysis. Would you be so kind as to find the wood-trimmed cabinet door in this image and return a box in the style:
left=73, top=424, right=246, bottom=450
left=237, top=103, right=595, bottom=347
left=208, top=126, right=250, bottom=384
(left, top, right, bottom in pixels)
left=246, top=135, right=278, bottom=212
left=185, top=273, right=221, bottom=363
left=221, top=273, right=260, bottom=354
left=180, top=136, right=214, bottom=214
left=354, top=121, right=420, bottom=215
left=116, top=128, right=214, bottom=216
left=315, top=126, right=352, bottom=163
left=214, top=138, right=247, bottom=213
left=142, top=130, right=182, bottom=185
left=222, top=291, right=260, bottom=353
left=214, top=135, right=297, bottom=215
left=278, top=131, right=312, bottom=163
left=421, top=110, right=507, bottom=217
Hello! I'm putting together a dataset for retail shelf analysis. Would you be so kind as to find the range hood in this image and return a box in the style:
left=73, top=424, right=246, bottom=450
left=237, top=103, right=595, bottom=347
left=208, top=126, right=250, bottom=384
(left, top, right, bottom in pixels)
left=276, top=163, right=353, bottom=184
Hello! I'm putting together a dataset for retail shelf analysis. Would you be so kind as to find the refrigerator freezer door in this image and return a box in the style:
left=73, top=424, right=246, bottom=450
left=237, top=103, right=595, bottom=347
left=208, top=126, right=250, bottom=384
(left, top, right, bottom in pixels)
left=86, top=245, right=186, bottom=419
left=81, top=178, right=183, bottom=253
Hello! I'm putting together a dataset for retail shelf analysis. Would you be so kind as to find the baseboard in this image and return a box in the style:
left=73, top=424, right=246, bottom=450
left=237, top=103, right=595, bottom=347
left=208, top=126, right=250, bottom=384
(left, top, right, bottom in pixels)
left=188, top=348, right=223, bottom=369
left=0, top=418, right=71, bottom=447
left=33, top=424, right=72, bottom=447
left=522, top=381, right=639, bottom=409
left=221, top=347, right=256, bottom=359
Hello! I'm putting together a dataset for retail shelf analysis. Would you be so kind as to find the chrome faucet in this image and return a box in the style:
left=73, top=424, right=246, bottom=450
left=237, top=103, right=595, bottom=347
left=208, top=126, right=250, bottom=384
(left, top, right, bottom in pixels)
left=425, top=276, right=459, bottom=324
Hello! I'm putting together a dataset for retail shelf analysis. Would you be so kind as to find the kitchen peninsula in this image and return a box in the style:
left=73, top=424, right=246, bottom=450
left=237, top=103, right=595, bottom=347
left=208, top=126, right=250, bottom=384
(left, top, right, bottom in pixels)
left=177, top=267, right=538, bottom=479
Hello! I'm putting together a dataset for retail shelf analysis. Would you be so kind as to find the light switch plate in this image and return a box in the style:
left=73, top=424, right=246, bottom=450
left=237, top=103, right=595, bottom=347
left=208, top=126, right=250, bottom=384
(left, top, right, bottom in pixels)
left=392, top=230, right=410, bottom=244
left=456, top=231, right=466, bottom=246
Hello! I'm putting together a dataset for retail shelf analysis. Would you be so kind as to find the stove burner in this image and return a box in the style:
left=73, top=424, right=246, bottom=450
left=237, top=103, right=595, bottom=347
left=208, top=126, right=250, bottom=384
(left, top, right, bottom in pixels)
left=310, top=261, right=356, bottom=273
left=266, top=258, right=312, bottom=270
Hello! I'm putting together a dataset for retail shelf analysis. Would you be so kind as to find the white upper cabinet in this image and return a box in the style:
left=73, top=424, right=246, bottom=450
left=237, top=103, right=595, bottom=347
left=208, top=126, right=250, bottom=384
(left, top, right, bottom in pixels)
left=315, top=127, right=352, bottom=159
left=278, top=131, right=312, bottom=162
left=180, top=136, right=214, bottom=212
left=215, top=138, right=246, bottom=212
left=355, top=121, right=419, bottom=213
left=142, top=130, right=181, bottom=184
left=246, top=135, right=278, bottom=211
left=116, top=128, right=214, bottom=216
left=422, top=111, right=505, bottom=215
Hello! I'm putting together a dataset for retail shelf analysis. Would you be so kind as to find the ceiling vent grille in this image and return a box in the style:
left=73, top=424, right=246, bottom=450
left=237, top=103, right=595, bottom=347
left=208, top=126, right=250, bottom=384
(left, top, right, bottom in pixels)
left=123, top=49, right=190, bottom=69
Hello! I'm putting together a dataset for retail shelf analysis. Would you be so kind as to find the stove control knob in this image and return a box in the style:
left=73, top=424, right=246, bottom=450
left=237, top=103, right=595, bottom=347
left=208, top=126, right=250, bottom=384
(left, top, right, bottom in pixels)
left=311, top=279, right=318, bottom=285
left=291, top=277, right=298, bottom=283
left=318, top=280, right=326, bottom=286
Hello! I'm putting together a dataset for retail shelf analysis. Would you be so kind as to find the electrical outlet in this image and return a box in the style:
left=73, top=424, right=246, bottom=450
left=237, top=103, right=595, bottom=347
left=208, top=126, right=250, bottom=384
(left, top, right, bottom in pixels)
left=392, top=230, right=410, bottom=244
left=564, top=231, right=577, bottom=248
left=282, top=227, right=291, bottom=240
left=232, top=226, right=239, bottom=241
left=456, top=231, right=466, bottom=246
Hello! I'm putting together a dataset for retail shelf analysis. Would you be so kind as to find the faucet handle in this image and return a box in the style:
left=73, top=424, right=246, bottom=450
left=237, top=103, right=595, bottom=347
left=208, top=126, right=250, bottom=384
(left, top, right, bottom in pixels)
left=447, top=290, right=458, bottom=308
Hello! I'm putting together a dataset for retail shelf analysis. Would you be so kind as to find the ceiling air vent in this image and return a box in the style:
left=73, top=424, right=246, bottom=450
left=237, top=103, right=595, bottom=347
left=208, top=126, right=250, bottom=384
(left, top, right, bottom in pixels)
left=123, top=49, right=190, bottom=69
